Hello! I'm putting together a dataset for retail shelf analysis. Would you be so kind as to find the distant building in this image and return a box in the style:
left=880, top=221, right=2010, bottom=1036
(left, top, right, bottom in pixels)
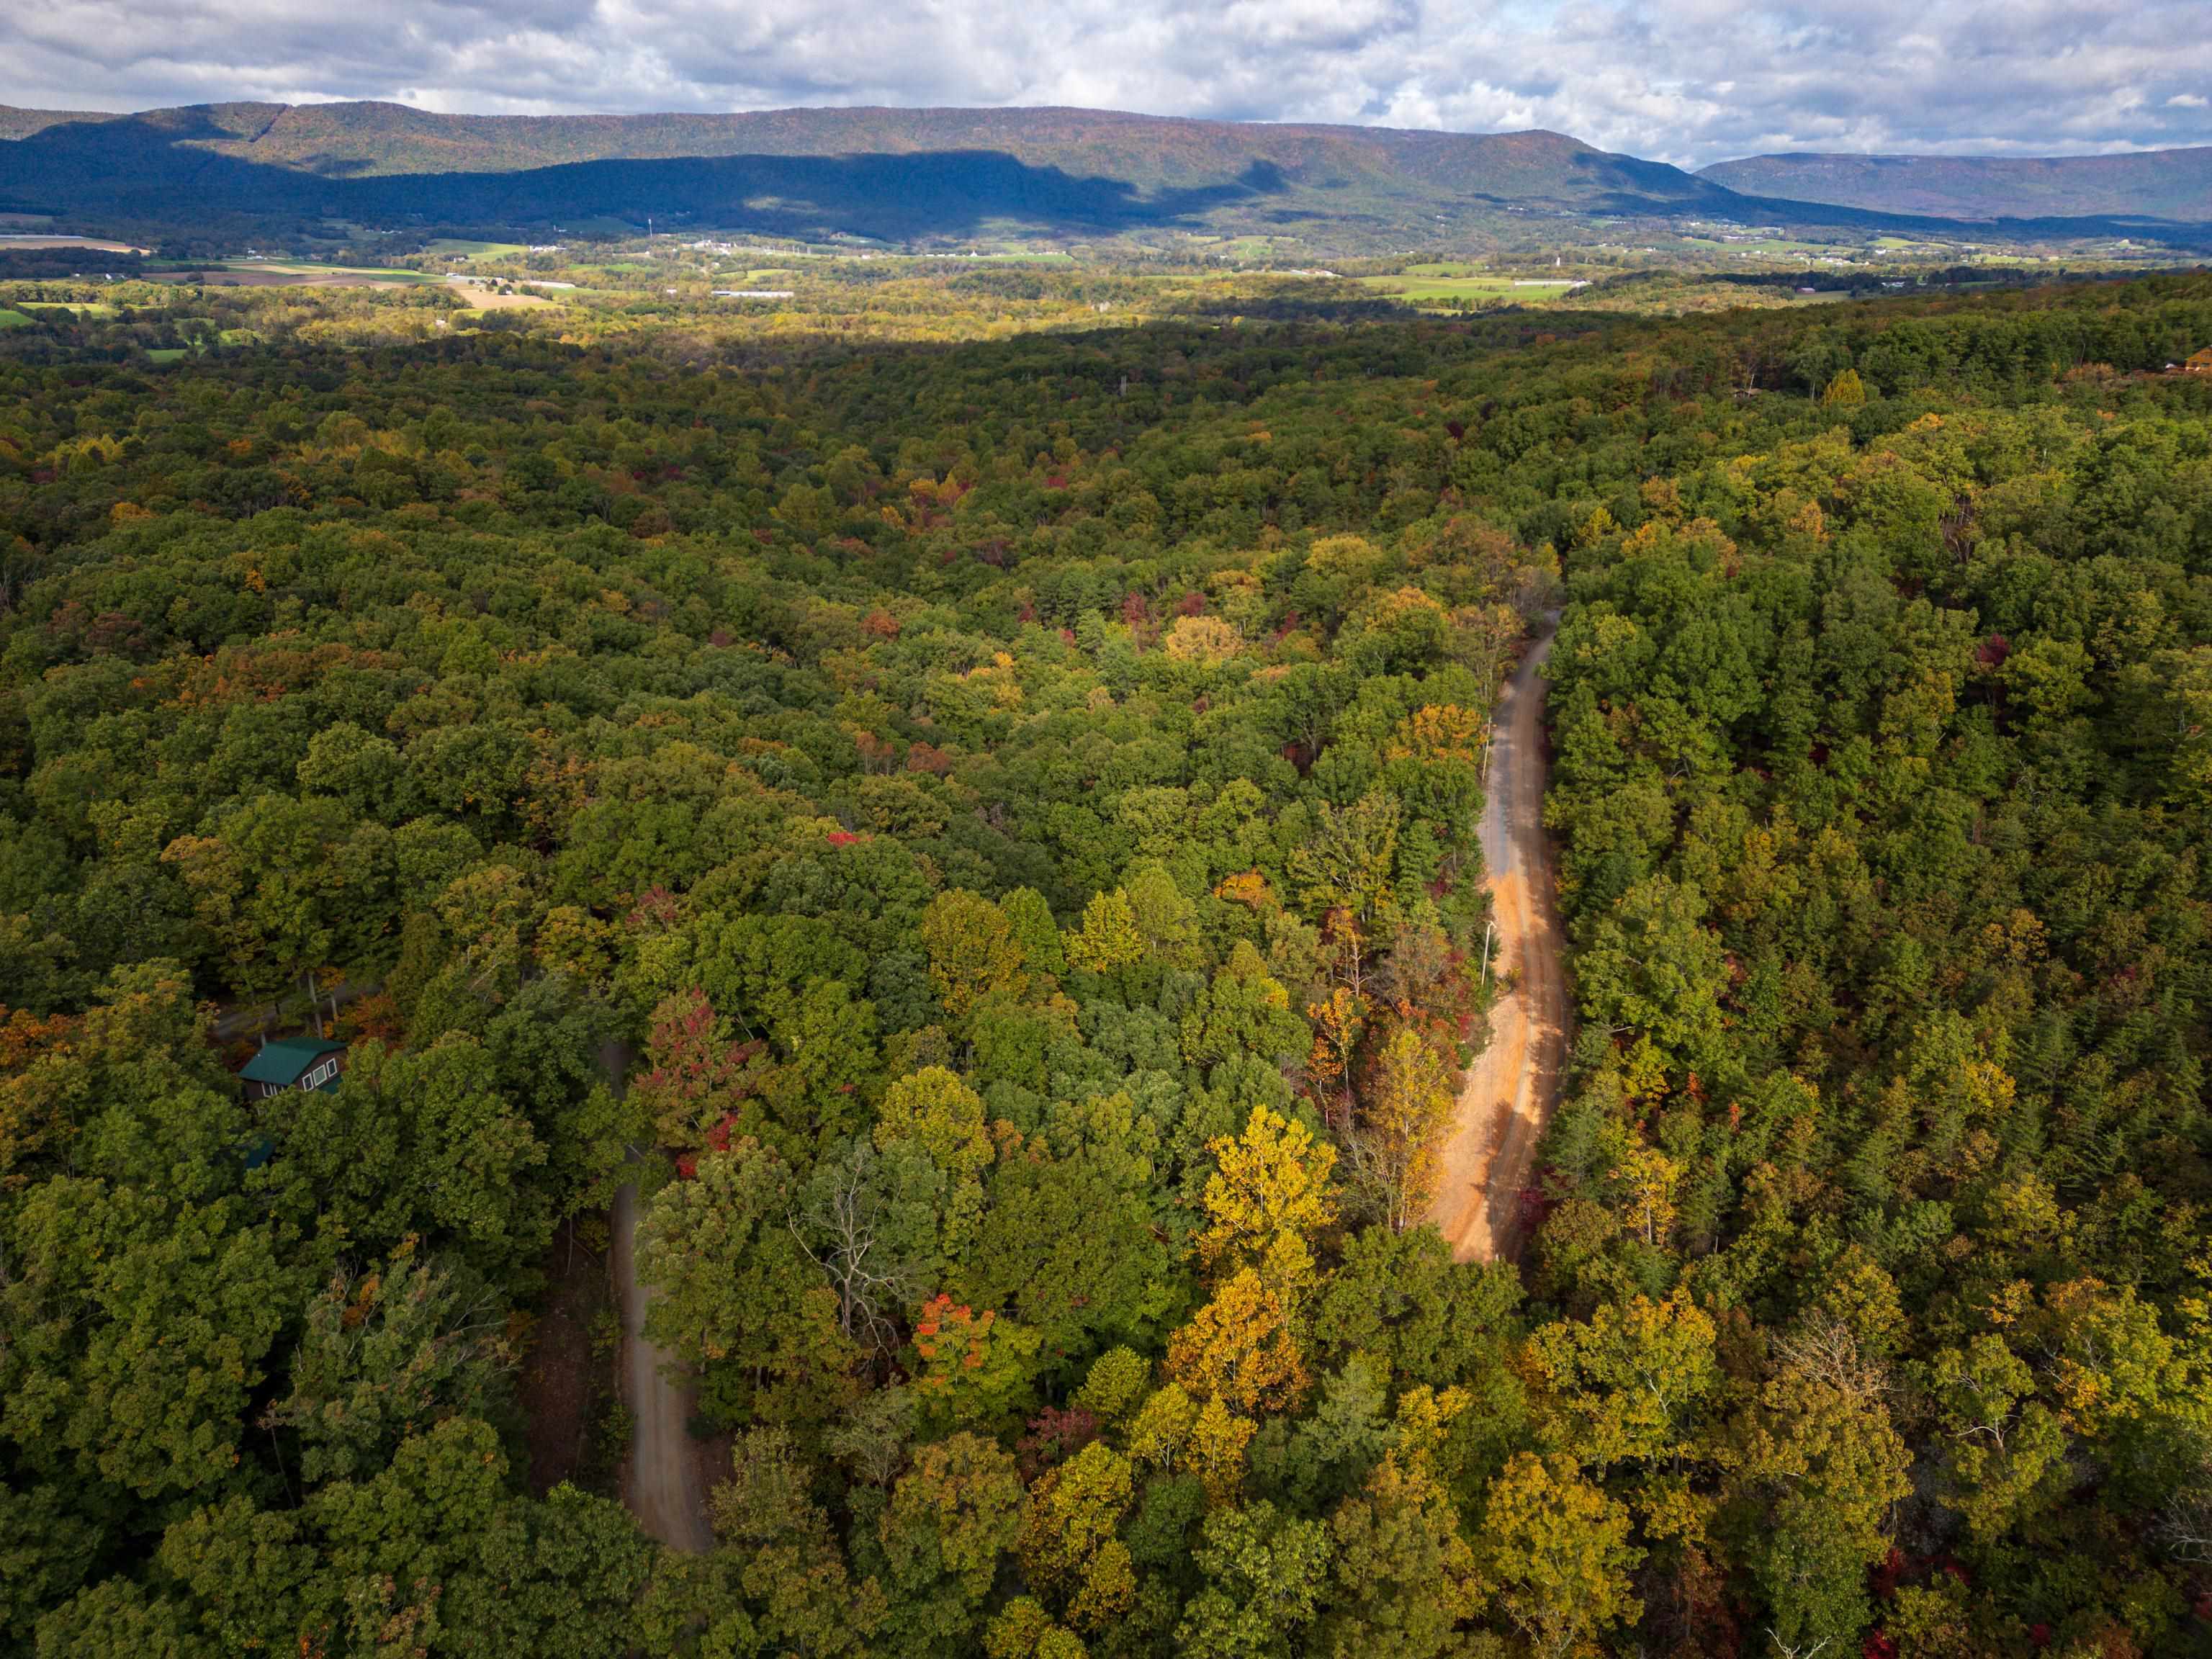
left=239, top=1037, right=346, bottom=1101
left=2186, top=349, right=2212, bottom=374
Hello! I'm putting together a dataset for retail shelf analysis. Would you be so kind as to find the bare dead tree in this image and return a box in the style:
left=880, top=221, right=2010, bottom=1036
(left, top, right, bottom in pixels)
left=789, top=1140, right=915, bottom=1367
left=2156, top=1442, right=2212, bottom=1564
left=1771, top=1310, right=1891, bottom=1411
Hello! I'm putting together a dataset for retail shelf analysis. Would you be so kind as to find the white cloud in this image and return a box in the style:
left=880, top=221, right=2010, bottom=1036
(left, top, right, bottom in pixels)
left=2, top=0, right=2209, bottom=166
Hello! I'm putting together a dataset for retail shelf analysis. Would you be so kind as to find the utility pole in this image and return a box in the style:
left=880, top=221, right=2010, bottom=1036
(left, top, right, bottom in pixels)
left=1480, top=917, right=1496, bottom=986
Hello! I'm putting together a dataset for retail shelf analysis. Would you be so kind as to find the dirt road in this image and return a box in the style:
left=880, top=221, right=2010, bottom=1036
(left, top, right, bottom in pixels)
left=1430, top=616, right=1570, bottom=1262
left=603, top=1042, right=714, bottom=1552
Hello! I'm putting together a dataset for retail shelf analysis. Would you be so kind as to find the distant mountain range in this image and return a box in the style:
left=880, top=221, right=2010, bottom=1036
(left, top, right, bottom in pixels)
left=1701, top=149, right=2212, bottom=225
left=2, top=101, right=2208, bottom=252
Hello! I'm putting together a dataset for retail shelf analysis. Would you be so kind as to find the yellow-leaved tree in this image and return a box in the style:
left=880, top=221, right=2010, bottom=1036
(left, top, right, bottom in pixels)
left=1064, top=889, right=1144, bottom=977
left=1347, top=1024, right=1457, bottom=1233
left=1017, top=1441, right=1138, bottom=1633
left=1480, top=1452, right=1643, bottom=1659
left=1166, top=1267, right=1310, bottom=1417
left=1197, top=1106, right=1339, bottom=1292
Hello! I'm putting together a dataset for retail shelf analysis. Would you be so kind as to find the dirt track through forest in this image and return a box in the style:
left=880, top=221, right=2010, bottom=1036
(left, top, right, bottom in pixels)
left=1429, top=616, right=1569, bottom=1262
left=603, top=1042, right=714, bottom=1552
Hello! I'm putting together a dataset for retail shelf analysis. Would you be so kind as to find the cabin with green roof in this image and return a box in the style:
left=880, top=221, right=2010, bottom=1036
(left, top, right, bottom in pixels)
left=239, top=1036, right=346, bottom=1101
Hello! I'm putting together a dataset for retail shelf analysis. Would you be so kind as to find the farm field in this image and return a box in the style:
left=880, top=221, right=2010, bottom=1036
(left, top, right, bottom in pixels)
left=444, top=281, right=554, bottom=309
left=423, top=238, right=531, bottom=258
left=1354, top=271, right=1575, bottom=305
left=148, top=259, right=439, bottom=289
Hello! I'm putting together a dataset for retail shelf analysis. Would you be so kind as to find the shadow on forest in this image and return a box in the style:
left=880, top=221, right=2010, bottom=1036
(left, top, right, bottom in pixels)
left=0, top=108, right=1292, bottom=240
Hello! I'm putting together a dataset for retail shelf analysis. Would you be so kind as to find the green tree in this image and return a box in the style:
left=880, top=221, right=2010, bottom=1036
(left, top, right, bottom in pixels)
left=281, top=1035, right=551, bottom=1273
left=879, top=1431, right=1027, bottom=1653
left=264, top=1237, right=513, bottom=1484
left=1, top=1179, right=290, bottom=1502
left=1732, top=1328, right=1911, bottom=1659
left=153, top=1493, right=329, bottom=1658
left=701, top=1427, right=888, bottom=1657
left=1064, top=889, right=1144, bottom=979
left=637, top=1140, right=857, bottom=1425
left=1524, top=1291, right=1719, bottom=1470
left=1287, top=793, right=1400, bottom=926
left=1570, top=876, right=1730, bottom=1075
left=1480, top=1452, right=1642, bottom=1659
left=1175, top=1501, right=1332, bottom=1659
left=1182, top=941, right=1307, bottom=1076
left=1319, top=1456, right=1483, bottom=1659
left=1018, top=1441, right=1137, bottom=1633
left=919, top=889, right=1030, bottom=1025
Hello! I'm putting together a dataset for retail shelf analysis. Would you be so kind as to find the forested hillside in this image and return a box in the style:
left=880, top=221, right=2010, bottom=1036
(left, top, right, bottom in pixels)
left=2, top=274, right=2211, bottom=1657
left=1702, top=146, right=2212, bottom=228
left=0, top=99, right=2023, bottom=251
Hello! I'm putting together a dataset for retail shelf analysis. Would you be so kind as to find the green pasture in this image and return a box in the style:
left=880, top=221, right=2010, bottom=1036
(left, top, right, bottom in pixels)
left=1355, top=273, right=1547, bottom=304
left=423, top=238, right=529, bottom=258
left=222, top=259, right=438, bottom=282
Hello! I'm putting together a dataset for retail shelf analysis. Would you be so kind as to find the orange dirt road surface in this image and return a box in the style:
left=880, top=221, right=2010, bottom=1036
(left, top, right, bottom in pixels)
left=603, top=1041, right=714, bottom=1553
left=1430, top=615, right=1570, bottom=1262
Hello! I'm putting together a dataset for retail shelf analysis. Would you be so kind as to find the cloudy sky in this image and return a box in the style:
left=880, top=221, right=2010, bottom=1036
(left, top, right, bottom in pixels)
left=4, top=0, right=2209, bottom=167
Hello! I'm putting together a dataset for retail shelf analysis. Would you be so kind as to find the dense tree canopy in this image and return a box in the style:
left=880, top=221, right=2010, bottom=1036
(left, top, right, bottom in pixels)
left=2, top=269, right=2211, bottom=1656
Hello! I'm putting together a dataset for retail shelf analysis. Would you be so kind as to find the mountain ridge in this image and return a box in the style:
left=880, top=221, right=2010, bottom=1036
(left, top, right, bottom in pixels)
left=0, top=101, right=1753, bottom=247
left=1, top=99, right=1710, bottom=192
left=4, top=99, right=2207, bottom=250
left=1701, top=146, right=2212, bottom=224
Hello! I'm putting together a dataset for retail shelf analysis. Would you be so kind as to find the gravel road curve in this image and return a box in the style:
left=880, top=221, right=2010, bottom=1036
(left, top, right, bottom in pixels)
left=1429, top=616, right=1569, bottom=1262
